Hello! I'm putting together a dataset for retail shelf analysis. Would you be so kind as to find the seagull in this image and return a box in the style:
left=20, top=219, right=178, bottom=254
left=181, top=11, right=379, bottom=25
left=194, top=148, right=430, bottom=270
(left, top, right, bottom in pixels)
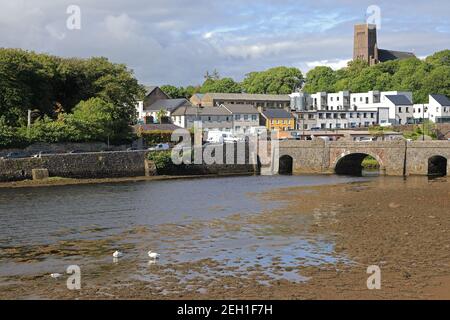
left=148, top=251, right=160, bottom=259
left=113, top=250, right=123, bottom=258
left=50, top=273, right=63, bottom=279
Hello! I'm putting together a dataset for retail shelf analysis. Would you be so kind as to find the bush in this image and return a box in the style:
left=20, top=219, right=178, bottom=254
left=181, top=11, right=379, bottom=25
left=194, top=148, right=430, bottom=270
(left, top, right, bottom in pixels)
left=0, top=117, right=28, bottom=148
left=147, top=150, right=173, bottom=174
left=139, top=130, right=174, bottom=145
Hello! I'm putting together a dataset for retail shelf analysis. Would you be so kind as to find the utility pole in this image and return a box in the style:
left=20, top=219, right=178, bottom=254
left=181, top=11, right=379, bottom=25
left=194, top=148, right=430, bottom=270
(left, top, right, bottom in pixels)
left=27, top=109, right=32, bottom=128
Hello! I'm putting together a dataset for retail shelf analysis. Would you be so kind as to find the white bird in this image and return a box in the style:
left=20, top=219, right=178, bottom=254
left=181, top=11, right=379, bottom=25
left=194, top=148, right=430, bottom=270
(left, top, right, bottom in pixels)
left=148, top=251, right=160, bottom=259
left=50, top=273, right=63, bottom=279
left=113, top=250, right=123, bottom=258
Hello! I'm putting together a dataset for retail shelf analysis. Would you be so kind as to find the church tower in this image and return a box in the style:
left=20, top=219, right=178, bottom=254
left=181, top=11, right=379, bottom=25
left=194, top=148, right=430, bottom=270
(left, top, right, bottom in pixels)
left=353, top=24, right=378, bottom=65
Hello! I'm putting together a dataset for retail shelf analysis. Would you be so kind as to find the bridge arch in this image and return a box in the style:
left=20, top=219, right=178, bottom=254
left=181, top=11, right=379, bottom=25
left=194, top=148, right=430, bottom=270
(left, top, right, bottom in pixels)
left=334, top=152, right=383, bottom=176
left=279, top=155, right=293, bottom=175
left=428, top=155, right=447, bottom=177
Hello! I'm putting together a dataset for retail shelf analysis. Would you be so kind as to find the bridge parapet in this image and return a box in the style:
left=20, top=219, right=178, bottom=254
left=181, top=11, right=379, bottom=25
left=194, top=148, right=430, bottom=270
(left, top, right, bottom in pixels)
left=406, top=141, right=450, bottom=175
left=273, top=139, right=449, bottom=176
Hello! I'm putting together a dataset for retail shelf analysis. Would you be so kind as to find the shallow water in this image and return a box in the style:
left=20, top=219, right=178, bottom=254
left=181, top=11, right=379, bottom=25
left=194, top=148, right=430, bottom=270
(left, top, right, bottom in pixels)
left=0, top=175, right=369, bottom=285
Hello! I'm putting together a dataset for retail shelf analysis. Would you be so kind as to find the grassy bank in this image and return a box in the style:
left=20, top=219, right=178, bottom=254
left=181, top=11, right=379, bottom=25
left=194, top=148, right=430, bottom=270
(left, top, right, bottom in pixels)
left=361, top=156, right=380, bottom=170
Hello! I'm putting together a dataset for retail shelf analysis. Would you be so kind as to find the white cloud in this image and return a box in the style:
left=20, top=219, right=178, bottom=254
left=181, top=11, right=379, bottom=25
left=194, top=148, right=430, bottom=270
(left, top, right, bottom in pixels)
left=0, top=0, right=449, bottom=86
left=103, top=14, right=138, bottom=40
left=306, top=59, right=350, bottom=70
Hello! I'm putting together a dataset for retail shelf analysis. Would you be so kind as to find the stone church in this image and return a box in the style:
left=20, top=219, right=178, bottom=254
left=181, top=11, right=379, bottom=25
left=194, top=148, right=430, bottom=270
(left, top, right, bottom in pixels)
left=353, top=24, right=415, bottom=66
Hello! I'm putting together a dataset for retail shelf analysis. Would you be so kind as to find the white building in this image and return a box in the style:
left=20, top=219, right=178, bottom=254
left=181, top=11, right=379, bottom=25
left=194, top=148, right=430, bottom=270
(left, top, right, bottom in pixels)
left=290, top=90, right=400, bottom=129
left=171, top=104, right=260, bottom=135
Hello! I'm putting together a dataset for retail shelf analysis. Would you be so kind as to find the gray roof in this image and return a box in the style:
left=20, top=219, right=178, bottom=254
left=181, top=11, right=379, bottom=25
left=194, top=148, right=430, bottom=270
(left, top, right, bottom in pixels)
left=144, top=85, right=158, bottom=95
left=431, top=94, right=450, bottom=106
left=222, top=104, right=259, bottom=114
left=172, top=106, right=231, bottom=116
left=262, top=109, right=293, bottom=119
left=204, top=93, right=290, bottom=102
left=385, top=95, right=412, bottom=105
left=146, top=99, right=190, bottom=112
left=378, top=49, right=416, bottom=62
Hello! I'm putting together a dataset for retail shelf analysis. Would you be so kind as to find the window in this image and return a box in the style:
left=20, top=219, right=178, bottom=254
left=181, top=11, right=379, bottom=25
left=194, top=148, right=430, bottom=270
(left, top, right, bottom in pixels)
left=398, top=107, right=402, bottom=113
left=244, top=115, right=249, bottom=120
left=235, top=115, right=240, bottom=120
left=251, top=115, right=257, bottom=121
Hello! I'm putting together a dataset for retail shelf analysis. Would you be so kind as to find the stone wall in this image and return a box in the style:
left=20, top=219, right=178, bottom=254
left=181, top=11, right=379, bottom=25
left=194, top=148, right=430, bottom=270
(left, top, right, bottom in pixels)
left=279, top=140, right=327, bottom=174
left=278, top=140, right=450, bottom=176
left=406, top=141, right=450, bottom=175
left=0, top=142, right=129, bottom=158
left=0, top=151, right=149, bottom=182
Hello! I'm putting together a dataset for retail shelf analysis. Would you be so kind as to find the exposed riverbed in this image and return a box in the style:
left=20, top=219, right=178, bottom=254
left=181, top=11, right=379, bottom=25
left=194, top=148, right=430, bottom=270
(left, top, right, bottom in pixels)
left=0, top=175, right=449, bottom=299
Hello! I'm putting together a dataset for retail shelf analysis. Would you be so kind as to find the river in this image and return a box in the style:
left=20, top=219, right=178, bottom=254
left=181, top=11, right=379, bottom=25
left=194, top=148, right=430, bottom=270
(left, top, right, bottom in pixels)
left=0, top=175, right=375, bottom=297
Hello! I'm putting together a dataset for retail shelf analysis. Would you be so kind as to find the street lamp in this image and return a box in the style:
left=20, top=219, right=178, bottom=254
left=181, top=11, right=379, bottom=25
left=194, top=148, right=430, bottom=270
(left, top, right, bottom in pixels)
left=422, top=106, right=426, bottom=141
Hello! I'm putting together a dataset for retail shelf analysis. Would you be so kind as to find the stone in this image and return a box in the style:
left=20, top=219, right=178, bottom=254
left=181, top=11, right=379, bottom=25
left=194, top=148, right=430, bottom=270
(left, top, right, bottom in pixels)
left=32, top=169, right=49, bottom=180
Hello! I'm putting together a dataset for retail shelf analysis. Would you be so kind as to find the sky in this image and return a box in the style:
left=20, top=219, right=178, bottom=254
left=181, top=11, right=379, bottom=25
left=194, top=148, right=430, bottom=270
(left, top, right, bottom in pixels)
left=1, top=0, right=449, bottom=86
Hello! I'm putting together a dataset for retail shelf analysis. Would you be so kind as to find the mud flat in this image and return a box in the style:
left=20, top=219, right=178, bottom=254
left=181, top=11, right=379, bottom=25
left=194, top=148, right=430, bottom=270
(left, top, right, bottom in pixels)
left=0, top=176, right=449, bottom=299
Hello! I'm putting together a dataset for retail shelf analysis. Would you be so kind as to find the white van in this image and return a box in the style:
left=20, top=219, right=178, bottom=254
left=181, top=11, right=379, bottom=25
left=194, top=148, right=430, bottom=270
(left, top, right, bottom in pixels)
left=206, top=131, right=240, bottom=144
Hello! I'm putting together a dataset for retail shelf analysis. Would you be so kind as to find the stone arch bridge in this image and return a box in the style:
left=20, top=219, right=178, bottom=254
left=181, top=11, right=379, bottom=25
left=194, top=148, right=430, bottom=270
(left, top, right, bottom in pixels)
left=270, top=140, right=450, bottom=176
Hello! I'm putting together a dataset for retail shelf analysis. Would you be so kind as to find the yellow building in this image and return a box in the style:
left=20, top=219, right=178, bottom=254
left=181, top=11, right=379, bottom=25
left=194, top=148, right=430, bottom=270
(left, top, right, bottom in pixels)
left=261, top=109, right=295, bottom=132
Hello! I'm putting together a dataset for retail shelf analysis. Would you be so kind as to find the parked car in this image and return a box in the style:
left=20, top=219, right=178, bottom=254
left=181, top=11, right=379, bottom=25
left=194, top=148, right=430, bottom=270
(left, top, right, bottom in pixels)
left=356, top=137, right=374, bottom=142
left=148, top=143, right=170, bottom=151
left=32, top=151, right=53, bottom=158
left=1, top=152, right=29, bottom=160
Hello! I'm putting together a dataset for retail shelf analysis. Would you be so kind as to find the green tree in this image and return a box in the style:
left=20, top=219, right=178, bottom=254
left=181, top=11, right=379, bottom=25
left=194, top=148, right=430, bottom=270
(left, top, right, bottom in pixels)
left=68, top=97, right=118, bottom=143
left=199, top=77, right=242, bottom=93
left=242, top=66, right=303, bottom=94
left=160, top=85, right=185, bottom=99
left=303, top=66, right=336, bottom=93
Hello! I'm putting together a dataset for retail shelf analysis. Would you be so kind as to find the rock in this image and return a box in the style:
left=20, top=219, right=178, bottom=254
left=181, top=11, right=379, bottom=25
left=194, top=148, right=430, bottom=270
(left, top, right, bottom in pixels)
left=389, top=202, right=401, bottom=209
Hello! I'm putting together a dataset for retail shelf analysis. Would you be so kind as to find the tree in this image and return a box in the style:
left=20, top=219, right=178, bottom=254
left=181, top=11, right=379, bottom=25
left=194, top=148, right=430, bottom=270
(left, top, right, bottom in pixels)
left=160, top=85, right=185, bottom=99
left=199, top=77, right=242, bottom=93
left=425, top=50, right=450, bottom=67
left=0, top=48, right=144, bottom=126
left=0, top=116, right=25, bottom=148
left=242, top=66, right=303, bottom=94
left=69, top=97, right=121, bottom=143
left=303, top=66, right=336, bottom=93
left=156, top=108, right=168, bottom=123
